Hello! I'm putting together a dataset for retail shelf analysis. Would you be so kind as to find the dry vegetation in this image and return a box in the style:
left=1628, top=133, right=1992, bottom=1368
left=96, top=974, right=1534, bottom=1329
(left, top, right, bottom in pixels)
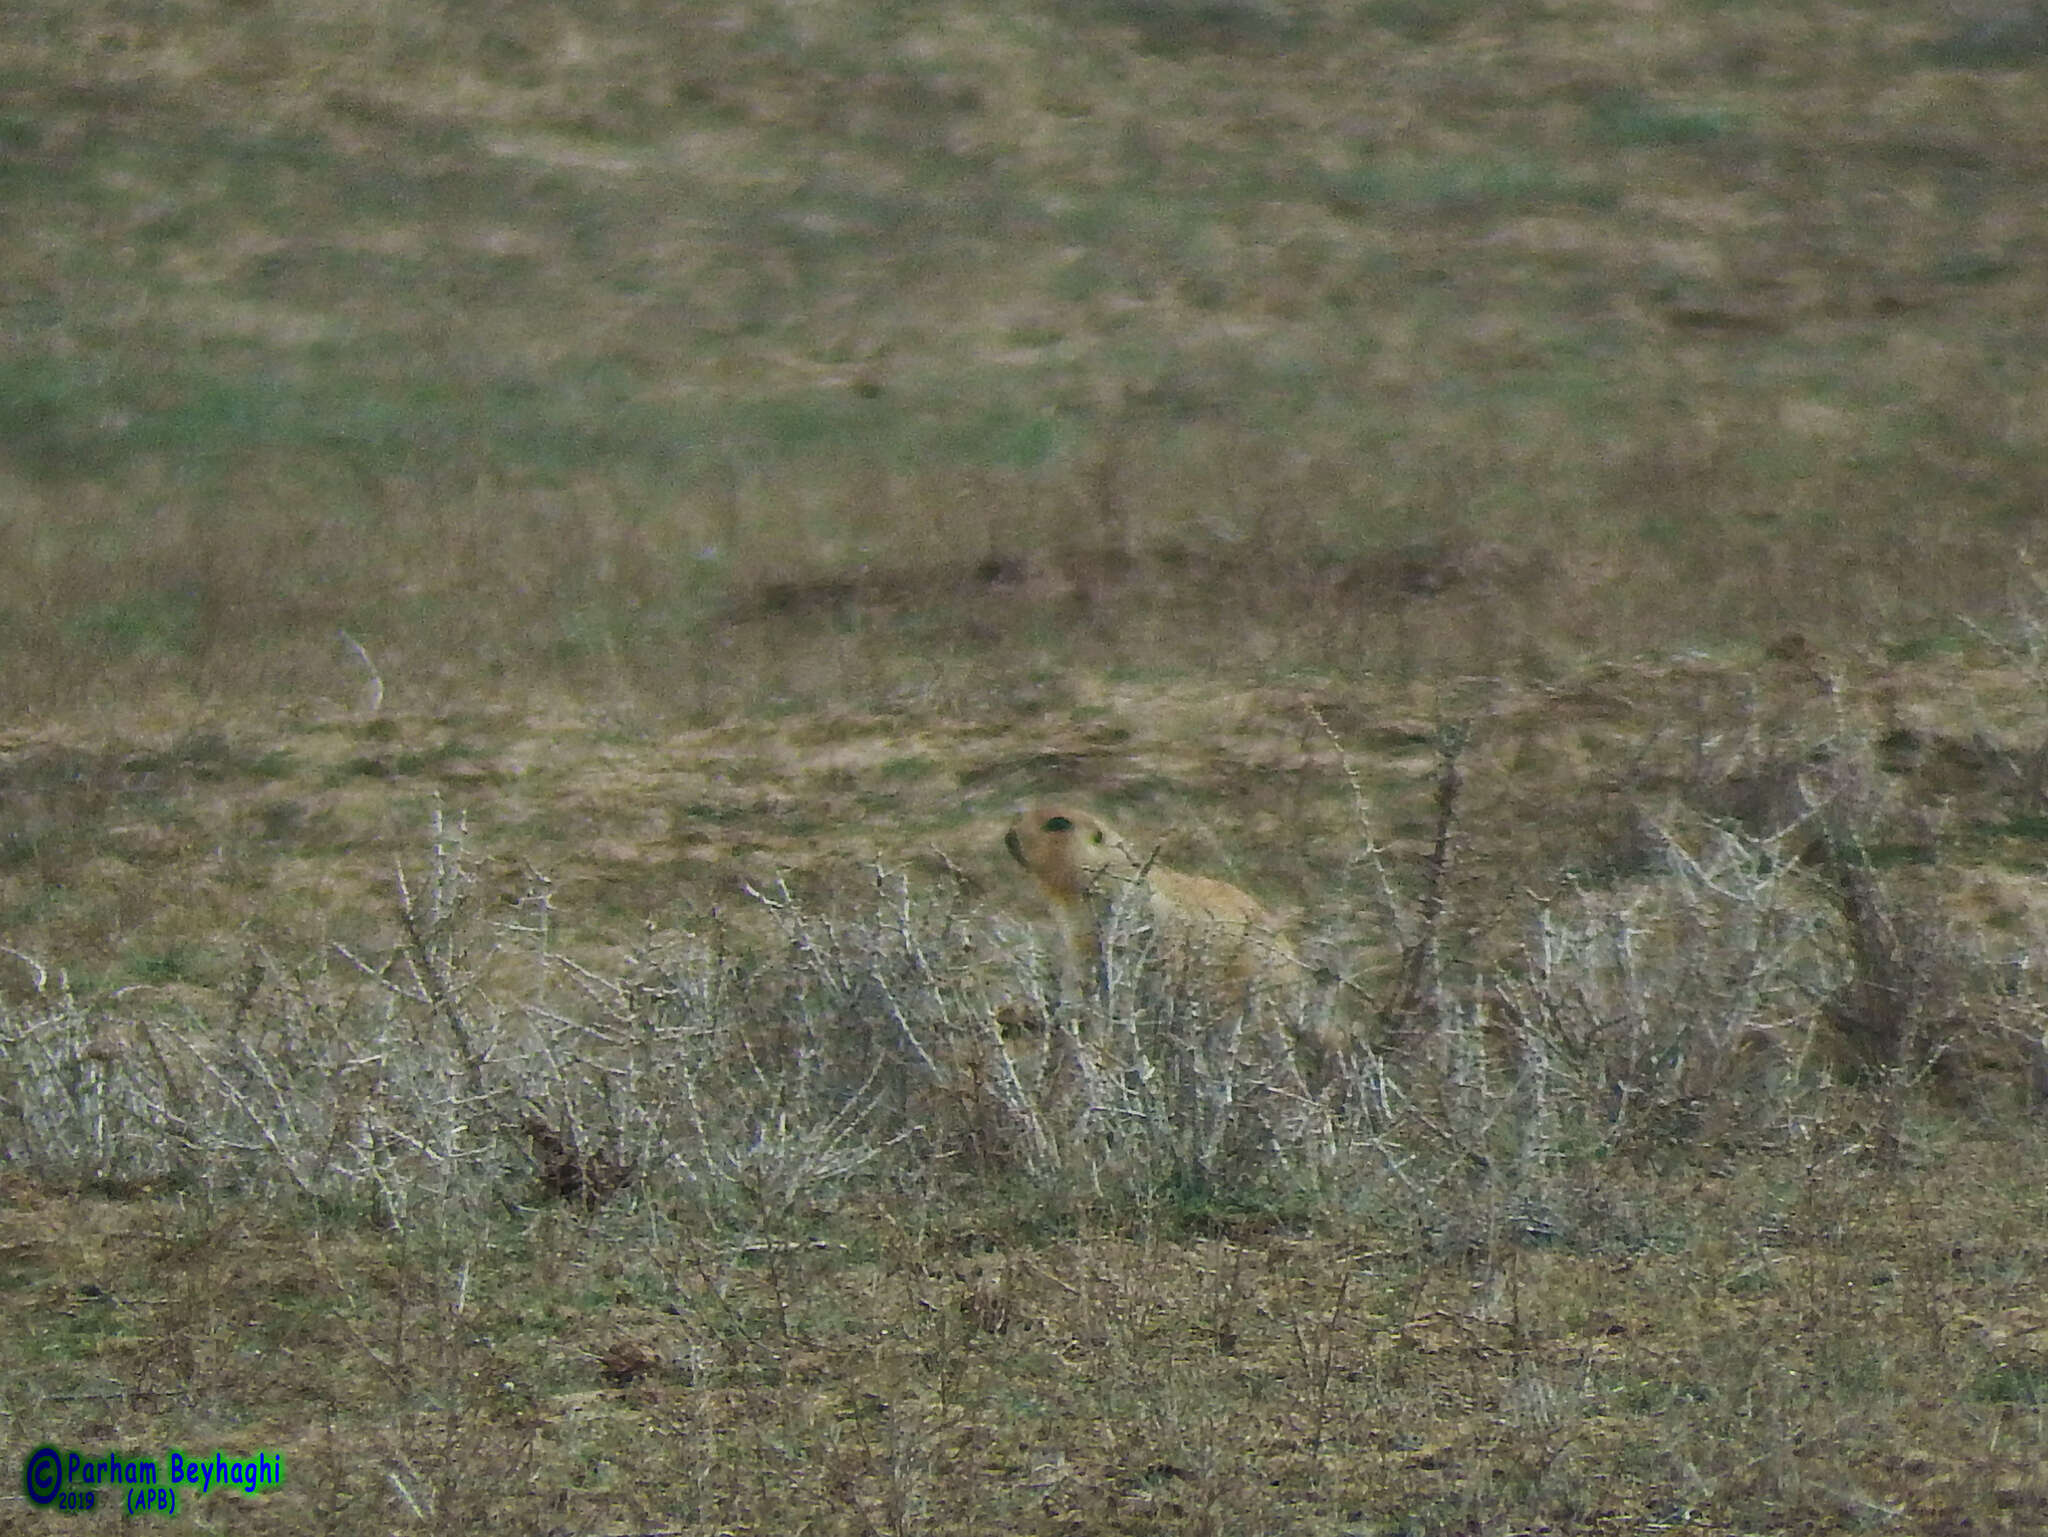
left=6, top=0, right=2048, bottom=1532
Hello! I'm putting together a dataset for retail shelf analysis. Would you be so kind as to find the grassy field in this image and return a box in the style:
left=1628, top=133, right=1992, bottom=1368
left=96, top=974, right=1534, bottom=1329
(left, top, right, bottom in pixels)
left=5, top=0, right=2048, bottom=1531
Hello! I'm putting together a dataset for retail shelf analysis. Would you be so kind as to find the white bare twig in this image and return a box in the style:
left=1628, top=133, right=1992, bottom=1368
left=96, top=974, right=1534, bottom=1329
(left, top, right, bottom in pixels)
left=338, top=628, right=384, bottom=715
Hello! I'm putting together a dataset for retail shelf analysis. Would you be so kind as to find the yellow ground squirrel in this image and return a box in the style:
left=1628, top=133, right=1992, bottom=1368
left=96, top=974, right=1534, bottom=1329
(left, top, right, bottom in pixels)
left=1003, top=804, right=1297, bottom=997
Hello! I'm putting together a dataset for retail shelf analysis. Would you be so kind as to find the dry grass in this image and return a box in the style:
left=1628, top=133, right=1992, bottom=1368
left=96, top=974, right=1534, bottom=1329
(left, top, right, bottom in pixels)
left=3, top=781, right=2047, bottom=1533
left=6, top=1147, right=2048, bottom=1536
left=4, top=0, right=2048, bottom=714
left=7, top=0, right=2048, bottom=1531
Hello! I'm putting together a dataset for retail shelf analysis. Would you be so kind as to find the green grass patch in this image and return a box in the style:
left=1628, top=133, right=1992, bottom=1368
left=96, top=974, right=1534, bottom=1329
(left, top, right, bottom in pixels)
left=63, top=592, right=203, bottom=659
left=1885, top=631, right=1974, bottom=664
left=119, top=942, right=209, bottom=986
left=1584, top=89, right=1740, bottom=147
left=1320, top=155, right=1620, bottom=217
left=1967, top=1363, right=2048, bottom=1405
left=1365, top=0, right=1488, bottom=42
left=1062, top=0, right=1308, bottom=54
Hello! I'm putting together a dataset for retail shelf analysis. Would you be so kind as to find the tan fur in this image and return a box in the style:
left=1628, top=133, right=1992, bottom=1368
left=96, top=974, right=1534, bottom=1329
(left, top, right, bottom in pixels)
left=1002, top=804, right=1296, bottom=997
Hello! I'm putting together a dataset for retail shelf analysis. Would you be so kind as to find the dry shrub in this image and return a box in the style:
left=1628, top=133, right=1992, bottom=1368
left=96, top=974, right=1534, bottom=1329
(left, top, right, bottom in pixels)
left=3, top=782, right=2036, bottom=1244
left=1494, top=821, right=1842, bottom=1157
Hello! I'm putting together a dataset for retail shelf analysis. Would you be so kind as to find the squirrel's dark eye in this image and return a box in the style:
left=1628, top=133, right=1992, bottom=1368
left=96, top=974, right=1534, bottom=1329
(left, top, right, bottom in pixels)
left=1043, top=816, right=1073, bottom=833
left=1091, top=829, right=1104, bottom=844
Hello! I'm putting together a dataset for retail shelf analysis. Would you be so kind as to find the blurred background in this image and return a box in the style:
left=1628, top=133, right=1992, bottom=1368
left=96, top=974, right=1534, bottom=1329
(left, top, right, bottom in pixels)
left=6, top=0, right=2045, bottom=719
